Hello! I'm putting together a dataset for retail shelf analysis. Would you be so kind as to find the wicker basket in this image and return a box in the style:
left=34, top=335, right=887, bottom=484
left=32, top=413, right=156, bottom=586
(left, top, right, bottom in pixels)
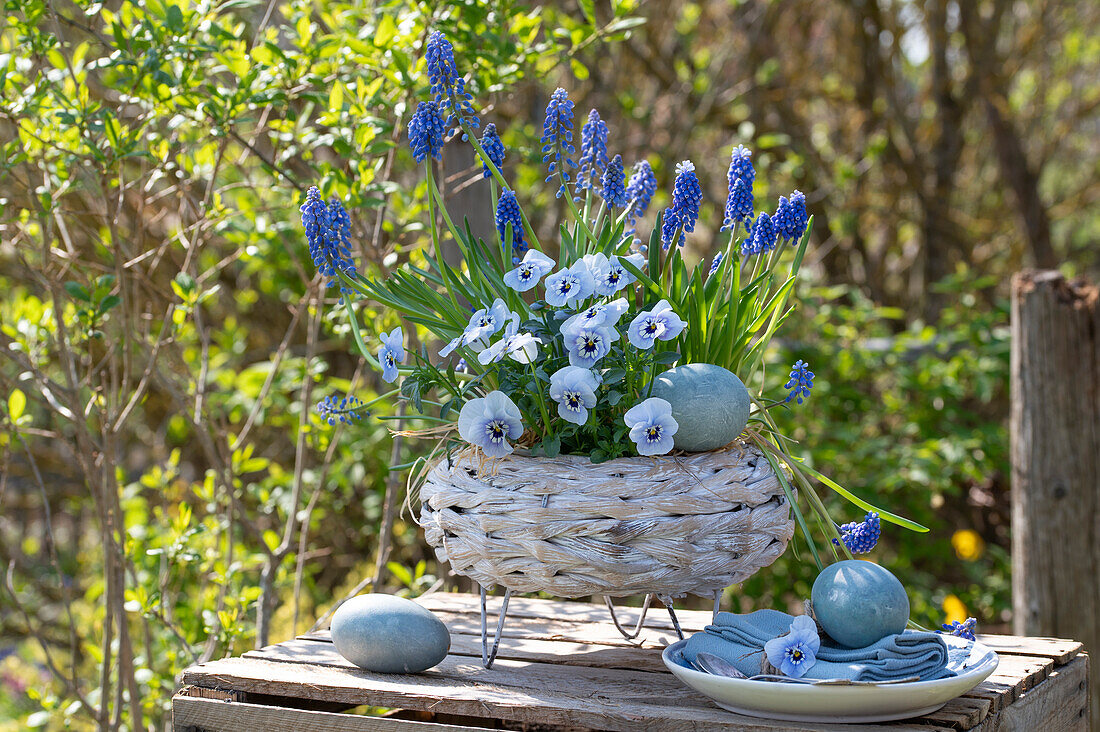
left=418, top=442, right=795, bottom=599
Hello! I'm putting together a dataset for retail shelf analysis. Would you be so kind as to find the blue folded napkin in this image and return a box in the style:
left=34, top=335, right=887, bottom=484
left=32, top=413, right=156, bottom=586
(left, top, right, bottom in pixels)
left=681, top=609, right=955, bottom=682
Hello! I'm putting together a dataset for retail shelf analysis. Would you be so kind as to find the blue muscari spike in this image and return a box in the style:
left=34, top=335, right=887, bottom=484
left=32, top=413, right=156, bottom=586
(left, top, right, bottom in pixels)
left=832, top=512, right=881, bottom=554
left=424, top=31, right=478, bottom=139
left=741, top=210, right=777, bottom=257
left=300, top=188, right=357, bottom=292
left=577, top=109, right=609, bottom=195
left=599, top=154, right=627, bottom=208
left=408, top=101, right=446, bottom=163
left=784, top=359, right=814, bottom=404
left=708, top=251, right=723, bottom=276
left=479, top=123, right=505, bottom=178
left=624, top=160, right=656, bottom=235
left=722, top=144, right=756, bottom=231
left=495, top=189, right=527, bottom=260
left=316, top=394, right=367, bottom=425
left=541, top=88, right=576, bottom=199
left=787, top=189, right=808, bottom=241
left=660, top=160, right=702, bottom=249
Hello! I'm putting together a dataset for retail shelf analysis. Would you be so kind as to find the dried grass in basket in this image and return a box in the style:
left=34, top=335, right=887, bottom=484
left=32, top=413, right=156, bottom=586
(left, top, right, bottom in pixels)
left=417, top=442, right=795, bottom=599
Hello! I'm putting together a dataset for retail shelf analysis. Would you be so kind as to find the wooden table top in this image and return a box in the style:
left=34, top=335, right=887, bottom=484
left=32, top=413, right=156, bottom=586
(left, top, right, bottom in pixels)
left=176, top=592, right=1089, bottom=731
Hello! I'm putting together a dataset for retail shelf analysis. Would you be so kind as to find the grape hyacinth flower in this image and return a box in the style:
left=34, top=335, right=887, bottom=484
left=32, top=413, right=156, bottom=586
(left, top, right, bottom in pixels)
left=600, top=154, right=627, bottom=208
left=316, top=394, right=366, bottom=426
left=439, top=298, right=510, bottom=357
left=495, top=189, right=527, bottom=260
left=784, top=359, right=814, bottom=404
left=424, top=31, right=478, bottom=137
left=776, top=189, right=808, bottom=243
left=941, top=618, right=977, bottom=641
left=742, top=211, right=777, bottom=257
left=577, top=109, right=609, bottom=195
left=763, top=615, right=820, bottom=678
left=560, top=319, right=619, bottom=367
left=721, top=144, right=755, bottom=231
left=624, top=160, right=657, bottom=236
left=624, top=397, right=679, bottom=456
left=661, top=161, right=702, bottom=248
left=504, top=250, right=555, bottom=292
left=477, top=314, right=540, bottom=365
left=544, top=261, right=595, bottom=308
left=832, top=512, right=881, bottom=554
left=377, top=326, right=405, bottom=383
left=588, top=252, right=645, bottom=296
left=408, top=100, right=446, bottom=163
left=627, top=300, right=687, bottom=350
left=479, top=123, right=505, bottom=178
left=457, top=391, right=524, bottom=458
left=541, top=89, right=577, bottom=198
left=548, top=366, right=600, bottom=425
left=708, top=251, right=724, bottom=276
left=300, top=187, right=357, bottom=290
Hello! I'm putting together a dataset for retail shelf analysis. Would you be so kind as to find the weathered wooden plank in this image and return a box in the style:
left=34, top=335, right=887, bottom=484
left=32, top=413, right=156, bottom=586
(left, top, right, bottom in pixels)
left=974, top=635, right=1083, bottom=665
left=303, top=610, right=682, bottom=650
left=918, top=694, right=991, bottom=730
left=172, top=693, right=493, bottom=731
left=182, top=655, right=952, bottom=732
left=288, top=631, right=669, bottom=673
left=968, top=653, right=1089, bottom=731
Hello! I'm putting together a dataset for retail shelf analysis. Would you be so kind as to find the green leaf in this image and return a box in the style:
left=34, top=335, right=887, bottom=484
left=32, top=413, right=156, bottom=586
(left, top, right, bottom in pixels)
left=64, top=281, right=90, bottom=302
left=798, top=463, right=930, bottom=533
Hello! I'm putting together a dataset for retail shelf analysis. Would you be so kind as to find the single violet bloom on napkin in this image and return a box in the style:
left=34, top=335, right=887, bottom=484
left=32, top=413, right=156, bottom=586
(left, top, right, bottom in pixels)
left=764, top=615, right=820, bottom=678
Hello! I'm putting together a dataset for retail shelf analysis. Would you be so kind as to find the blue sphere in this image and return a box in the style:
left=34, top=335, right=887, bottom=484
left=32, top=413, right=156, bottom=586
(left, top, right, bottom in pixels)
left=650, top=363, right=750, bottom=452
left=331, top=594, right=450, bottom=673
left=811, top=560, right=909, bottom=649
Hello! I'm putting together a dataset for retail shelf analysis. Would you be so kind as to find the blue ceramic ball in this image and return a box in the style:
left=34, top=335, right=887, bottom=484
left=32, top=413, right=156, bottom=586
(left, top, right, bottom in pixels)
left=330, top=594, right=450, bottom=673
left=811, top=560, right=910, bottom=649
left=650, top=363, right=751, bottom=452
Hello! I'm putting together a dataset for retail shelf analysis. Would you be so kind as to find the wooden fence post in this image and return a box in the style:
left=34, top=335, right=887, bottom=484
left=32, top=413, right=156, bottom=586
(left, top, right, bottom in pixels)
left=1011, top=269, right=1099, bottom=725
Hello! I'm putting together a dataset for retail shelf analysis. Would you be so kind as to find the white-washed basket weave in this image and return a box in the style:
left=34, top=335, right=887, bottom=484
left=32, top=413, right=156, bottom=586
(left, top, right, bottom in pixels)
left=418, top=442, right=795, bottom=599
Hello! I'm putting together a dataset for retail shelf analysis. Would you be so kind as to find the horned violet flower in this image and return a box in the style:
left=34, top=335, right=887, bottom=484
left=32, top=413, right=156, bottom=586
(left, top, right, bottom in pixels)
left=457, top=391, right=524, bottom=458
left=784, top=359, right=814, bottom=404
left=544, top=261, right=594, bottom=308
left=627, top=300, right=686, bottom=350
left=764, top=615, right=820, bottom=678
left=541, top=89, right=576, bottom=198
left=624, top=397, right=678, bottom=456
left=549, top=366, right=600, bottom=425
left=504, top=250, right=555, bottom=293
left=479, top=123, right=505, bottom=178
left=408, top=100, right=446, bottom=163
left=577, top=108, right=609, bottom=194
left=625, top=160, right=657, bottom=236
left=588, top=252, right=644, bottom=296
left=833, top=511, right=881, bottom=554
left=562, top=296, right=628, bottom=332
left=600, top=154, right=627, bottom=208
left=560, top=320, right=618, bottom=368
left=661, top=161, right=702, bottom=248
left=495, top=189, right=527, bottom=260
left=439, top=298, right=510, bottom=357
left=477, top=314, right=540, bottom=365
left=377, top=326, right=405, bottom=383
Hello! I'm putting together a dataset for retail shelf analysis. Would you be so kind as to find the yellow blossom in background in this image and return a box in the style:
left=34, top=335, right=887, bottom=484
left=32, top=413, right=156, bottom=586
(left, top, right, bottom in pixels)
left=942, top=594, right=969, bottom=625
left=951, top=529, right=985, bottom=561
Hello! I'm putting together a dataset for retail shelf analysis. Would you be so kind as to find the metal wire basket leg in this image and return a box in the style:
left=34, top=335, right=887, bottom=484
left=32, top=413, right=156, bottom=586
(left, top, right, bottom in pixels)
left=479, top=585, right=512, bottom=669
left=657, top=594, right=685, bottom=640
left=604, top=593, right=655, bottom=641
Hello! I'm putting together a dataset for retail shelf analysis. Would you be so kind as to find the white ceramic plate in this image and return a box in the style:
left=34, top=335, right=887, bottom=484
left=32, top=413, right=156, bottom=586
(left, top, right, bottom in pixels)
left=663, top=634, right=999, bottom=723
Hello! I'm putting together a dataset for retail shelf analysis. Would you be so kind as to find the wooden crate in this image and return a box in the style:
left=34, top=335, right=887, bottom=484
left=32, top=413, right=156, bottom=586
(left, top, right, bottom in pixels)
left=173, top=592, right=1090, bottom=731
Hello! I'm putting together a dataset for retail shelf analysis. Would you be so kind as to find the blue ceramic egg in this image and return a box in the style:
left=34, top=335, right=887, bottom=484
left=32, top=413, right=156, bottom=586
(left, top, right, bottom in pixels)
left=811, top=560, right=910, bottom=649
left=650, top=363, right=751, bottom=452
left=330, top=594, right=450, bottom=673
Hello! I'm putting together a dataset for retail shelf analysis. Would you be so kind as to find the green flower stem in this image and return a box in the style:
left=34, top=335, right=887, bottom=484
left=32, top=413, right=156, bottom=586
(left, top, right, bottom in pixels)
left=426, top=162, right=461, bottom=314
left=342, top=294, right=376, bottom=366
left=461, top=124, right=543, bottom=253
left=528, top=360, right=552, bottom=438
left=559, top=171, right=597, bottom=243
